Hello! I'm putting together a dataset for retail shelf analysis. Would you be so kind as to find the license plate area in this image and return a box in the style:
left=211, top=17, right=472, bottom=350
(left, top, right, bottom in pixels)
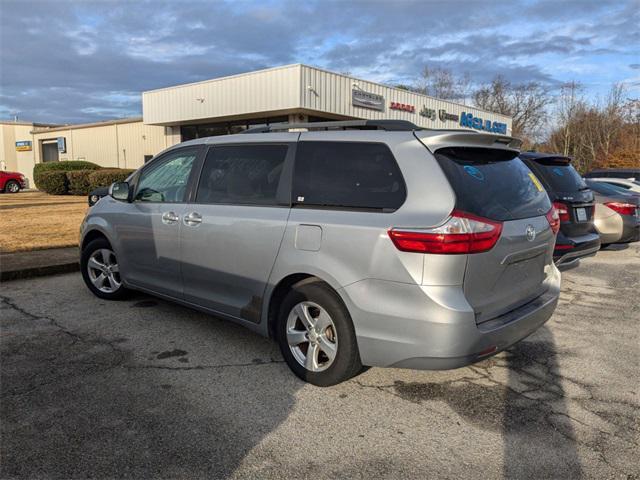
left=576, top=207, right=587, bottom=222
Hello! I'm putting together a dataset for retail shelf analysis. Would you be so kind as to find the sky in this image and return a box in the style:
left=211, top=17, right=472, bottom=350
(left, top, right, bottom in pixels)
left=1, top=0, right=638, bottom=125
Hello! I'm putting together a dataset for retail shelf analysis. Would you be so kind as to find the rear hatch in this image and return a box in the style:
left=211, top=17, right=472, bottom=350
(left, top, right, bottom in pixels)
left=434, top=147, right=555, bottom=323
left=523, top=157, right=595, bottom=237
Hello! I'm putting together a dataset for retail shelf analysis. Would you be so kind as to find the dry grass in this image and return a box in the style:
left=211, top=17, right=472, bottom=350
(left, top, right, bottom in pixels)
left=0, top=191, right=88, bottom=253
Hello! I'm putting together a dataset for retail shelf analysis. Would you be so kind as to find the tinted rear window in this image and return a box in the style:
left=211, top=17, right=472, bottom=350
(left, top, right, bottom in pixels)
left=525, top=159, right=587, bottom=192
left=196, top=144, right=288, bottom=205
left=293, top=141, right=406, bottom=210
left=436, top=147, right=551, bottom=221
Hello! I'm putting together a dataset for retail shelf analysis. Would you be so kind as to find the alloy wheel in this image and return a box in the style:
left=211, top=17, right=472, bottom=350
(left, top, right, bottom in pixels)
left=87, top=248, right=121, bottom=294
left=286, top=301, right=338, bottom=372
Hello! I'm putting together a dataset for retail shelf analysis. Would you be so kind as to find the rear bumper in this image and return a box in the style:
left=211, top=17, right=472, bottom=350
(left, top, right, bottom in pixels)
left=554, top=232, right=601, bottom=265
left=341, top=265, right=561, bottom=370
left=618, top=217, right=640, bottom=243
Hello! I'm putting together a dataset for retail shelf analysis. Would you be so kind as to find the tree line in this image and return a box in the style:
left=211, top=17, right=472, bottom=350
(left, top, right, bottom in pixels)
left=397, top=67, right=639, bottom=172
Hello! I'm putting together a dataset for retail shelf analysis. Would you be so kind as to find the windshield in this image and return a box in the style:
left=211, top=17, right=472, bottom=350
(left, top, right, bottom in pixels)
left=436, top=147, right=551, bottom=221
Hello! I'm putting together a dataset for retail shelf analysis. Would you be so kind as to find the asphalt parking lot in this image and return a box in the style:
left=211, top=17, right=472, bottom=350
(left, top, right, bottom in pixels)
left=1, top=244, right=638, bottom=479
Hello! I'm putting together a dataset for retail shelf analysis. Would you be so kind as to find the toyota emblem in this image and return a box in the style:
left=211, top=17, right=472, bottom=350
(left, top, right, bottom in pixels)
left=525, top=225, right=536, bottom=242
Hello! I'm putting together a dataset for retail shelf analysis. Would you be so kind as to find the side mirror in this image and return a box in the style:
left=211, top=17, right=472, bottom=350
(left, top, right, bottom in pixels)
left=109, top=181, right=131, bottom=202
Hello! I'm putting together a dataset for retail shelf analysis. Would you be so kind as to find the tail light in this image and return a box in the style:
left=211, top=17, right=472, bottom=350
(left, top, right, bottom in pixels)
left=553, top=202, right=570, bottom=222
left=546, top=206, right=560, bottom=234
left=605, top=202, right=637, bottom=216
left=388, top=210, right=503, bottom=254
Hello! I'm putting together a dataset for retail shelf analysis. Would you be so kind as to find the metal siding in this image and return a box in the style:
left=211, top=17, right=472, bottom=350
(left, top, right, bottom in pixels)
left=31, top=121, right=169, bottom=170
left=143, top=64, right=302, bottom=125
left=115, top=122, right=169, bottom=169
left=299, top=65, right=512, bottom=133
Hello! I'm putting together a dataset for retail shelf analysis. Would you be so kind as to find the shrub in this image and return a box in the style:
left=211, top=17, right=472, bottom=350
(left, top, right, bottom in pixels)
left=36, top=171, right=69, bottom=195
left=66, top=170, right=94, bottom=195
left=88, top=169, right=136, bottom=190
left=34, top=160, right=101, bottom=191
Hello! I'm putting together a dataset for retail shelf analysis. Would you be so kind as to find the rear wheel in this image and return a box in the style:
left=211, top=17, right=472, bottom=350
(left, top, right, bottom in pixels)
left=4, top=180, right=20, bottom=193
left=81, top=238, right=129, bottom=300
left=276, top=281, right=362, bottom=386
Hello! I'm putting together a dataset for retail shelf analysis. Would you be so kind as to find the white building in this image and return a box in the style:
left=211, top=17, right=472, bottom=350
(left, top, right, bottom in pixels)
left=1, top=64, right=512, bottom=186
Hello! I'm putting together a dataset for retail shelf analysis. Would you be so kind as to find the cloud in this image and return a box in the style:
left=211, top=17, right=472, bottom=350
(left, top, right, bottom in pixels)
left=0, top=0, right=637, bottom=124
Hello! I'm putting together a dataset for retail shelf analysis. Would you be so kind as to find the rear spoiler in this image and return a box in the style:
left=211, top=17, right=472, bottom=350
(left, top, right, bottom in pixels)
left=414, top=130, right=522, bottom=154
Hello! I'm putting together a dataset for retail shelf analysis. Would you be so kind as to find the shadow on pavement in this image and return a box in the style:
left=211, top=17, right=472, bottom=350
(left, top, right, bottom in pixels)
left=0, top=293, right=301, bottom=479
left=503, top=326, right=583, bottom=479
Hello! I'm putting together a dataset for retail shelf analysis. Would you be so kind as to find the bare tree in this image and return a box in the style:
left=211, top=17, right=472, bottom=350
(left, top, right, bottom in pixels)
left=473, top=75, right=552, bottom=141
left=416, top=67, right=470, bottom=104
left=578, top=83, right=627, bottom=170
left=541, top=83, right=638, bottom=172
left=556, top=81, right=584, bottom=156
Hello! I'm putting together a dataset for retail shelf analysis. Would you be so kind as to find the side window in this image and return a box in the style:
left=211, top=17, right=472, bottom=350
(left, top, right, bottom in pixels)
left=135, top=149, right=197, bottom=203
left=196, top=144, right=289, bottom=205
left=293, top=141, right=406, bottom=210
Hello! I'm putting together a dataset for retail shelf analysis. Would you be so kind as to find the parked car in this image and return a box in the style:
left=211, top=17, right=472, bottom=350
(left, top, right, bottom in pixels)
left=0, top=170, right=27, bottom=193
left=88, top=186, right=108, bottom=206
left=80, top=120, right=561, bottom=386
left=586, top=177, right=640, bottom=194
left=586, top=180, right=640, bottom=245
left=584, top=168, right=639, bottom=181
left=519, top=152, right=600, bottom=266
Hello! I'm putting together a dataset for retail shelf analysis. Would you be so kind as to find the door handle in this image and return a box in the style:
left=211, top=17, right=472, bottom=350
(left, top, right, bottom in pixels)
left=184, top=212, right=202, bottom=226
left=161, top=211, right=179, bottom=224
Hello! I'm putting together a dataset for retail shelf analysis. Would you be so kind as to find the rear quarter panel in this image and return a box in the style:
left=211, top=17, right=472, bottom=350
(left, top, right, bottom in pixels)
left=265, top=131, right=460, bottom=321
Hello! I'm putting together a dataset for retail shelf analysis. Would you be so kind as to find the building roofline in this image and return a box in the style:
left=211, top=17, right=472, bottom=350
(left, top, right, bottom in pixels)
left=31, top=116, right=143, bottom=134
left=143, top=64, right=305, bottom=94
left=300, top=64, right=510, bottom=121
left=142, top=63, right=510, bottom=123
left=0, top=120, right=62, bottom=127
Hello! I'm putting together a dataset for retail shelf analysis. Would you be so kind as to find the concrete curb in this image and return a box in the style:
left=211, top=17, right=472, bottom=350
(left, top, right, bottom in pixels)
left=1, top=247, right=80, bottom=282
left=1, top=262, right=80, bottom=282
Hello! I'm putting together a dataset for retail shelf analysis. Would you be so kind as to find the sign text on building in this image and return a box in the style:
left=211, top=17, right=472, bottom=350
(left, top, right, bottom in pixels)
left=15, top=140, right=32, bottom=152
left=352, top=89, right=385, bottom=111
left=460, top=112, right=508, bottom=134
left=390, top=102, right=415, bottom=113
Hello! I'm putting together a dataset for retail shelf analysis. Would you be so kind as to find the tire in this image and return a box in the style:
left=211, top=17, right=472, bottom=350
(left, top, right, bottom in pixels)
left=81, top=238, right=129, bottom=300
left=4, top=180, right=20, bottom=193
left=276, top=280, right=362, bottom=386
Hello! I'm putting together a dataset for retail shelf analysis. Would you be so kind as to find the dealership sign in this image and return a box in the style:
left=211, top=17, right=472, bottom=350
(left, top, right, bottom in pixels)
left=419, top=106, right=436, bottom=120
left=390, top=102, right=415, bottom=113
left=15, top=140, right=32, bottom=152
left=352, top=89, right=385, bottom=111
left=460, top=112, right=508, bottom=134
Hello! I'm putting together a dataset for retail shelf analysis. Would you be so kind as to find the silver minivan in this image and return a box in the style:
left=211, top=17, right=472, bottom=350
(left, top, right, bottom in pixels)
left=80, top=120, right=561, bottom=386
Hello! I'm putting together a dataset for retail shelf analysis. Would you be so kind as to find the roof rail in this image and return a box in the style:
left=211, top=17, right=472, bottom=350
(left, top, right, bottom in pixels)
left=241, top=119, right=422, bottom=134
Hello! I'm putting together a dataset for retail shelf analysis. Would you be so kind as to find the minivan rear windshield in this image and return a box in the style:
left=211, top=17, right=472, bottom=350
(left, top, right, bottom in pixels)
left=526, top=159, right=587, bottom=192
left=436, top=147, right=551, bottom=221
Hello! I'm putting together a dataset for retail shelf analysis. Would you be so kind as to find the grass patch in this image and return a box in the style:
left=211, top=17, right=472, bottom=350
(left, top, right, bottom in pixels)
left=0, top=192, right=88, bottom=253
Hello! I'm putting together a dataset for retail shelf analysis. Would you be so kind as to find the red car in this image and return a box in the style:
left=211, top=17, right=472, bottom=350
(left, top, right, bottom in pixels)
left=0, top=170, right=27, bottom=193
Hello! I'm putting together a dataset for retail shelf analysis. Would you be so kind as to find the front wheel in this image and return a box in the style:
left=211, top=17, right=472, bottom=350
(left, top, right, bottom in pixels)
left=81, top=238, right=129, bottom=300
left=4, top=180, right=20, bottom=193
left=276, top=281, right=362, bottom=386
